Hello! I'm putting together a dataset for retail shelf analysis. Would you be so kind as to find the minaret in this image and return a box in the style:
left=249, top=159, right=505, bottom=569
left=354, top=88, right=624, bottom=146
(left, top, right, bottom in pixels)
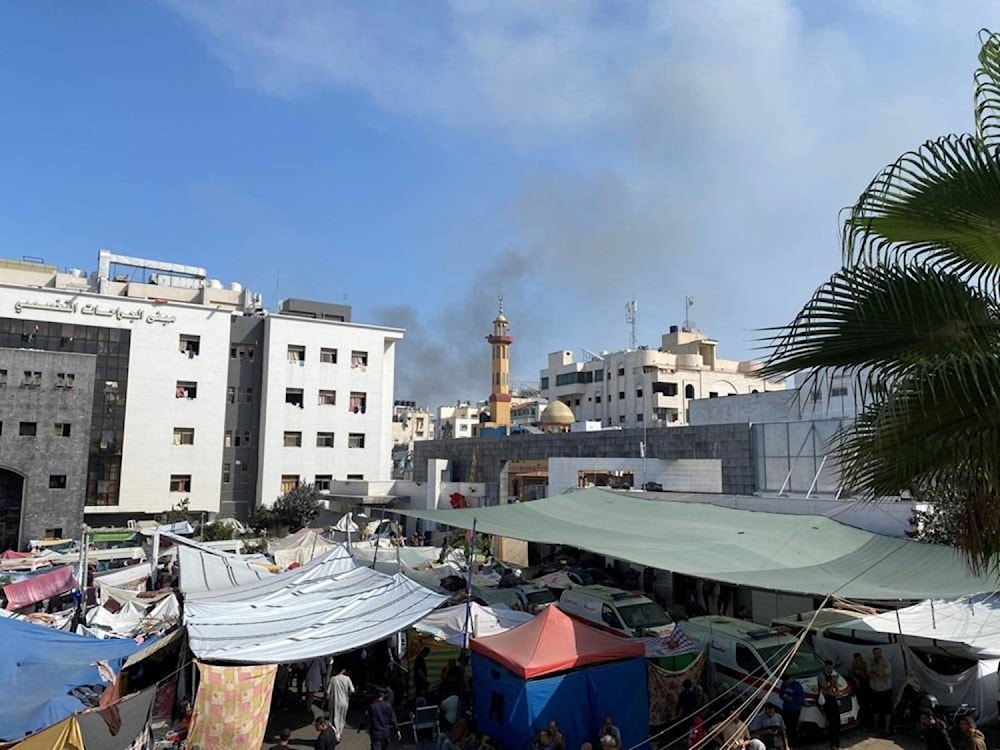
left=487, top=295, right=513, bottom=426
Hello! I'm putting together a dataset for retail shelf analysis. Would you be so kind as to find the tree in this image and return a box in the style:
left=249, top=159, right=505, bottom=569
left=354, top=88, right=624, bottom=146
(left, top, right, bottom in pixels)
left=198, top=522, right=234, bottom=543
left=908, top=486, right=964, bottom=546
left=161, top=497, right=191, bottom=524
left=763, top=30, right=1000, bottom=570
left=252, top=484, right=323, bottom=533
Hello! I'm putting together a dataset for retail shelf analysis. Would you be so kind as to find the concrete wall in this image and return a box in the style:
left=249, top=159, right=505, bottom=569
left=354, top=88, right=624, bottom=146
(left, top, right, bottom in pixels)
left=690, top=390, right=801, bottom=425
left=547, top=457, right=722, bottom=495
left=413, top=423, right=754, bottom=495
left=0, top=349, right=96, bottom=545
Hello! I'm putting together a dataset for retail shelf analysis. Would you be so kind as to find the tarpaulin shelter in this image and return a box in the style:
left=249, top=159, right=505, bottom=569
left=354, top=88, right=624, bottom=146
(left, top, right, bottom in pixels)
left=470, top=607, right=650, bottom=749
left=3, top=565, right=76, bottom=611
left=413, top=602, right=534, bottom=647
left=176, top=541, right=274, bottom=595
left=184, top=547, right=446, bottom=663
left=396, top=489, right=1000, bottom=600
left=267, top=527, right=341, bottom=568
left=0, top=616, right=148, bottom=741
left=825, top=595, right=1000, bottom=722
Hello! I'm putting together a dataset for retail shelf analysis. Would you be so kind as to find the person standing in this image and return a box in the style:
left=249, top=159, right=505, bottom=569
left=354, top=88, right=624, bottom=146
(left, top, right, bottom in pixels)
left=848, top=653, right=870, bottom=728
left=327, top=666, right=355, bottom=743
left=779, top=675, right=804, bottom=742
left=360, top=687, right=400, bottom=750
left=919, top=709, right=954, bottom=750
left=749, top=704, right=788, bottom=750
left=869, top=647, right=893, bottom=736
left=817, top=661, right=842, bottom=750
left=959, top=714, right=986, bottom=750
left=314, top=717, right=338, bottom=750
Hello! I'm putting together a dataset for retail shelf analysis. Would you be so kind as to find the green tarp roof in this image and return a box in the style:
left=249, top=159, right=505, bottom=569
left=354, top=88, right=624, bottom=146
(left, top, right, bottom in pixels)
left=396, top=489, right=999, bottom=601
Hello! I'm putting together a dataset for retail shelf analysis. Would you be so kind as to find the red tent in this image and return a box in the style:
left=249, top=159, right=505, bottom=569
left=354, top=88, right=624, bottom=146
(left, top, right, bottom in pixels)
left=470, top=605, right=644, bottom=679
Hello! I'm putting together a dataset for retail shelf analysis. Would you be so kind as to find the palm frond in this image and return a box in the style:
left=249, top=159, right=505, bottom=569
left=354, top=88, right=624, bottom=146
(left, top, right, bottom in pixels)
left=842, top=134, right=1000, bottom=280
left=761, top=265, right=1000, bottom=384
left=975, top=29, right=1000, bottom=149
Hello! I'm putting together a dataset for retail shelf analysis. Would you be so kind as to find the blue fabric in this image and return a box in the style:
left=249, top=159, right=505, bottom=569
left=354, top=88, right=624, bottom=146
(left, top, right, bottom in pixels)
left=0, top=616, right=148, bottom=741
left=472, top=654, right=650, bottom=750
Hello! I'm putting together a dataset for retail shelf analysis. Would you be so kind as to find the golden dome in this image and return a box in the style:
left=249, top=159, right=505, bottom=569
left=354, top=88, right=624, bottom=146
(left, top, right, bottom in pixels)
left=540, top=400, right=575, bottom=426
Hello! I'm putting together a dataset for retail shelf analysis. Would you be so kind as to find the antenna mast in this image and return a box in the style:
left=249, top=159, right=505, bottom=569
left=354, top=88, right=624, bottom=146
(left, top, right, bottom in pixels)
left=684, top=295, right=695, bottom=332
left=625, top=300, right=639, bottom=349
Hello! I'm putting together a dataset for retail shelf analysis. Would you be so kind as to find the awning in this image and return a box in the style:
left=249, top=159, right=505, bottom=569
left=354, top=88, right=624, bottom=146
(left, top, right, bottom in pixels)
left=177, top=544, right=273, bottom=596
left=184, top=548, right=446, bottom=663
left=90, top=530, right=138, bottom=543
left=396, top=489, right=1000, bottom=600
left=3, top=566, right=76, bottom=610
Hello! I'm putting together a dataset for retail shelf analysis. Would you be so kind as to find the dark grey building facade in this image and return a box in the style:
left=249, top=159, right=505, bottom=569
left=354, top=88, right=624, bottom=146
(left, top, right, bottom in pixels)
left=221, top=317, right=264, bottom=520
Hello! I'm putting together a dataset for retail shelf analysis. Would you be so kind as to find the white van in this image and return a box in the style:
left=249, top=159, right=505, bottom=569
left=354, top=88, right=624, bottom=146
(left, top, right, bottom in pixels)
left=557, top=585, right=673, bottom=637
left=683, top=616, right=859, bottom=734
left=472, top=584, right=556, bottom=613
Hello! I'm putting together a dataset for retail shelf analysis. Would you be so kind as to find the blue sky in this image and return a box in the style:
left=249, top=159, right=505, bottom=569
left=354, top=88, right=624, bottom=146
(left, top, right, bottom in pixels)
left=0, top=2, right=994, bottom=407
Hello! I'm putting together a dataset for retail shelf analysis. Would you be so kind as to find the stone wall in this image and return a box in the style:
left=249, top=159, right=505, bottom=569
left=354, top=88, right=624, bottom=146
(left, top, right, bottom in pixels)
left=413, top=423, right=754, bottom=495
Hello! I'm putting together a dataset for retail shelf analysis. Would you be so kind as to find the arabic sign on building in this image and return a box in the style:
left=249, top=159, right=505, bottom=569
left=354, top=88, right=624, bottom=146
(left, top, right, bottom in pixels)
left=13, top=299, right=176, bottom=325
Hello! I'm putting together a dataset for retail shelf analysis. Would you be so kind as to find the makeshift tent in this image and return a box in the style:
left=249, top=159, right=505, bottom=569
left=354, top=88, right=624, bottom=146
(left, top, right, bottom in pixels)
left=350, top=541, right=441, bottom=569
left=0, top=616, right=147, bottom=741
left=184, top=547, right=446, bottom=662
left=413, top=603, right=534, bottom=646
left=92, top=564, right=149, bottom=592
left=3, top=565, right=76, bottom=610
left=176, top=543, right=274, bottom=595
left=11, top=716, right=84, bottom=749
left=826, top=596, right=1000, bottom=722
left=471, top=607, right=649, bottom=749
left=267, top=527, right=341, bottom=568
left=396, top=489, right=1000, bottom=600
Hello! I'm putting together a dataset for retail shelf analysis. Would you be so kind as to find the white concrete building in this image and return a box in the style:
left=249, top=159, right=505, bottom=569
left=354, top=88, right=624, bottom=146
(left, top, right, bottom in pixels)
left=391, top=401, right=434, bottom=445
left=510, top=397, right=547, bottom=427
left=540, top=326, right=782, bottom=429
left=436, top=401, right=483, bottom=438
left=0, top=251, right=403, bottom=542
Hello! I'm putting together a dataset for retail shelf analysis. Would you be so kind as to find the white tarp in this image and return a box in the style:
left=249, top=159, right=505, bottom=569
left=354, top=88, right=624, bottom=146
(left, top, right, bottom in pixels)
left=177, top=544, right=273, bottom=595
left=350, top=542, right=441, bottom=569
left=268, top=528, right=341, bottom=569
left=413, top=603, right=534, bottom=646
left=184, top=547, right=447, bottom=663
left=93, top=565, right=149, bottom=591
left=88, top=593, right=181, bottom=636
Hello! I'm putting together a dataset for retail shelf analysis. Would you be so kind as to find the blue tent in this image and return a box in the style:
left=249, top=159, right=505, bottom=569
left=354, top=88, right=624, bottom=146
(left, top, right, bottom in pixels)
left=470, top=607, right=650, bottom=749
left=0, top=615, right=148, bottom=741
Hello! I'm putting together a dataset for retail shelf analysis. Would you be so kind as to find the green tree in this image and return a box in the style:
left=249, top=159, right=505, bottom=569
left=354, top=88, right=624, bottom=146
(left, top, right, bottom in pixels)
left=161, top=497, right=191, bottom=524
left=252, top=484, right=323, bottom=533
left=908, top=486, right=964, bottom=546
left=764, top=30, right=1000, bottom=570
left=198, top=522, right=234, bottom=543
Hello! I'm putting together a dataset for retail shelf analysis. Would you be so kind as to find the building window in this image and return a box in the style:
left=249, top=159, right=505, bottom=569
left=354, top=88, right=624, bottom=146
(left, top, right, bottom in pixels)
left=0, top=369, right=6, bottom=387
left=709, top=391, right=719, bottom=398
left=350, top=392, right=367, bottom=413
left=239, top=387, right=253, bottom=404
left=176, top=381, right=197, bottom=399
left=540, top=377, right=549, bottom=390
left=19, top=422, right=36, bottom=437
left=239, top=430, right=252, bottom=446
left=316, top=432, right=335, bottom=447
left=595, top=395, right=602, bottom=404
left=222, top=463, right=231, bottom=483
left=283, top=431, right=303, bottom=447
left=347, top=474, right=364, bottom=480
left=179, top=334, right=200, bottom=357
left=224, top=430, right=233, bottom=447
left=227, top=386, right=236, bottom=404
left=459, top=424, right=469, bottom=432
left=22, top=370, right=41, bottom=388
left=280, top=474, right=300, bottom=493
left=685, top=384, right=696, bottom=399
left=617, top=367, right=625, bottom=376
left=831, top=386, right=849, bottom=397
left=351, top=350, right=368, bottom=369
left=637, top=413, right=644, bottom=422
left=315, top=474, right=332, bottom=491
left=348, top=433, right=365, bottom=448
left=169, top=474, right=192, bottom=492
left=319, top=389, right=336, bottom=406
left=574, top=399, right=580, bottom=406
left=619, top=415, right=626, bottom=423
left=594, top=369, right=604, bottom=381
left=636, top=389, right=643, bottom=398
left=654, top=382, right=678, bottom=397
left=231, top=345, right=255, bottom=360
left=240, top=465, right=249, bottom=484
left=321, top=348, right=338, bottom=364
left=287, top=344, right=306, bottom=363
left=55, top=372, right=75, bottom=389
left=285, top=388, right=304, bottom=408
left=43, top=527, right=62, bottom=539
left=54, top=423, right=71, bottom=438
left=173, top=427, right=195, bottom=446
left=49, top=474, right=67, bottom=489
left=618, top=392, right=625, bottom=399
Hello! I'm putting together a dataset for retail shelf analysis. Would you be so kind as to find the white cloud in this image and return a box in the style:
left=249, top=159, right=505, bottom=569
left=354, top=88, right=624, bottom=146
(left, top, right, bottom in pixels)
left=166, top=0, right=998, bottom=406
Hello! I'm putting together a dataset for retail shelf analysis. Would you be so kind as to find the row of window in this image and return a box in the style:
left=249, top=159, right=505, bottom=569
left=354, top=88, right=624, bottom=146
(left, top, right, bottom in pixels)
left=283, top=431, right=366, bottom=448
left=172, top=470, right=367, bottom=492
left=0, top=370, right=76, bottom=389
left=287, top=346, right=368, bottom=368
left=542, top=379, right=703, bottom=401
left=279, top=473, right=364, bottom=492
left=285, top=388, right=367, bottom=412
left=181, top=336, right=372, bottom=371
left=1, top=421, right=73, bottom=437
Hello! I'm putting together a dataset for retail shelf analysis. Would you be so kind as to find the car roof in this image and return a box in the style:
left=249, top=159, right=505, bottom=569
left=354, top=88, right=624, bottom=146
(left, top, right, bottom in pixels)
left=684, top=616, right=799, bottom=647
left=770, top=609, right=862, bottom=631
left=564, top=585, right=650, bottom=605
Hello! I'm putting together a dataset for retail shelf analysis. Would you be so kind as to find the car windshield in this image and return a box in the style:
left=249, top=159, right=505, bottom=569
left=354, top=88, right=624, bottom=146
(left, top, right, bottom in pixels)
left=526, top=590, right=556, bottom=605
left=755, top=642, right=825, bottom=679
left=617, top=601, right=670, bottom=629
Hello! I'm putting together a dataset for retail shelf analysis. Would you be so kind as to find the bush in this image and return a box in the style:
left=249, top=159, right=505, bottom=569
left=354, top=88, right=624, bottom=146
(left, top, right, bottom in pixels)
left=198, top=522, right=234, bottom=542
left=253, top=484, right=323, bottom=533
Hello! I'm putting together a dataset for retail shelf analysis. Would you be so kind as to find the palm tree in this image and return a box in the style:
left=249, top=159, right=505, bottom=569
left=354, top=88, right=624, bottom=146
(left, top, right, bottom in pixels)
left=763, top=30, right=1000, bottom=570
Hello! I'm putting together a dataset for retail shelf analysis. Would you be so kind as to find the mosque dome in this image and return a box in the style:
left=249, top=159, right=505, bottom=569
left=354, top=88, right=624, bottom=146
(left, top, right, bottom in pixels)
left=540, top=400, right=575, bottom=429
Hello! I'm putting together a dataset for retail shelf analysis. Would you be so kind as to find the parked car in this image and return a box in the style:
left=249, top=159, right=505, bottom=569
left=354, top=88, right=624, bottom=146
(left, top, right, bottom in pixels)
left=558, top=585, right=673, bottom=637
left=643, top=481, right=664, bottom=492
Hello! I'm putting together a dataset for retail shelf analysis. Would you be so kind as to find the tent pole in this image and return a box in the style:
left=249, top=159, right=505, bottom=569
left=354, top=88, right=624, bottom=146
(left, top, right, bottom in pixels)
left=150, top=530, right=160, bottom=589
left=462, top=518, right=478, bottom=650
left=370, top=507, right=386, bottom=570
left=895, top=607, right=908, bottom=673
left=346, top=512, right=353, bottom=555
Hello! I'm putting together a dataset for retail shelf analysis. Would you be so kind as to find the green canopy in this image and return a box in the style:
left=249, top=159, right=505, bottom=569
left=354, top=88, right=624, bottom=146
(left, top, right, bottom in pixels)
left=396, top=489, right=999, bottom=601
left=90, top=530, right=138, bottom=543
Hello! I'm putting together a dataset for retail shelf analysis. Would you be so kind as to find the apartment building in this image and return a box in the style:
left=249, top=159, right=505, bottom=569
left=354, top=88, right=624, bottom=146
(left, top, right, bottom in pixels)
left=539, top=325, right=781, bottom=429
left=0, top=252, right=402, bottom=548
